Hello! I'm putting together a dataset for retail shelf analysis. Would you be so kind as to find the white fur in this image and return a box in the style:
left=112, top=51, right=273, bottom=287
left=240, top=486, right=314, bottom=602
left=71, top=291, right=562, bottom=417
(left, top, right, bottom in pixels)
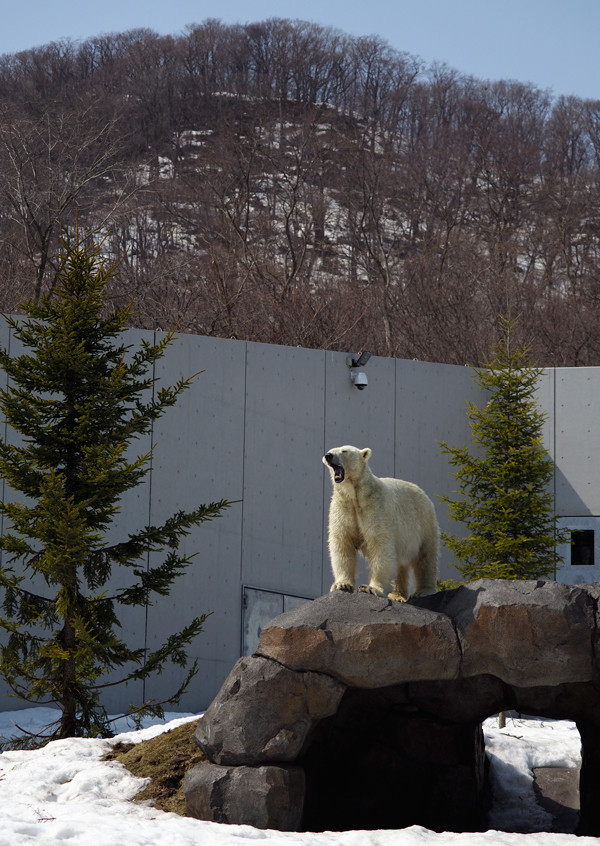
left=323, top=445, right=439, bottom=600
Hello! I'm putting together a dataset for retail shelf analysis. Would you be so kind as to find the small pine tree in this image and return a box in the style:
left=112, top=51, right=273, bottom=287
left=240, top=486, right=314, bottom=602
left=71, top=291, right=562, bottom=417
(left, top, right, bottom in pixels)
left=0, top=237, right=230, bottom=739
left=440, top=318, right=565, bottom=583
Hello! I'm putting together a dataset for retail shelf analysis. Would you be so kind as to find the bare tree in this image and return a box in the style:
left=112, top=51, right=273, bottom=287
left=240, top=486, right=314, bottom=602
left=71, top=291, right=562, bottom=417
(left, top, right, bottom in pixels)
left=0, top=99, right=135, bottom=300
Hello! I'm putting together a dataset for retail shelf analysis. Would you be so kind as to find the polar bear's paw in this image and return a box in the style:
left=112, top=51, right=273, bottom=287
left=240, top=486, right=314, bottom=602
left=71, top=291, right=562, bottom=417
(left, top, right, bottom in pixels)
left=388, top=591, right=407, bottom=602
left=358, top=584, right=385, bottom=596
left=331, top=582, right=354, bottom=592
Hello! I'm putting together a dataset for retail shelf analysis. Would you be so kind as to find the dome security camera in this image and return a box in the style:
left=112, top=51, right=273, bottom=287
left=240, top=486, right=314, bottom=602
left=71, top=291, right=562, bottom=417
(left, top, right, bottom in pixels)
left=350, top=370, right=368, bottom=390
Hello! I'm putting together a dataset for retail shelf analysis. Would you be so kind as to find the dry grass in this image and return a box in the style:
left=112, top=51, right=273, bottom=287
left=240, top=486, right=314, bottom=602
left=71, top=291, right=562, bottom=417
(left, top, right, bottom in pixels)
left=103, top=718, right=207, bottom=815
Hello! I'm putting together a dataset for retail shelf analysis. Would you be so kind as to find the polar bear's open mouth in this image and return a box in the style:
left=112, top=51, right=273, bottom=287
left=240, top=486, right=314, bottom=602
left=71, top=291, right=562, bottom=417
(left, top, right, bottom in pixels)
left=325, top=453, right=345, bottom=483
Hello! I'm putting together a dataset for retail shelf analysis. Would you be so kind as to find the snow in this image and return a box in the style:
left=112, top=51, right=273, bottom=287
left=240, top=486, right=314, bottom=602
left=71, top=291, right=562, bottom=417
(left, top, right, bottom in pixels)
left=485, top=719, right=581, bottom=833
left=0, top=709, right=593, bottom=845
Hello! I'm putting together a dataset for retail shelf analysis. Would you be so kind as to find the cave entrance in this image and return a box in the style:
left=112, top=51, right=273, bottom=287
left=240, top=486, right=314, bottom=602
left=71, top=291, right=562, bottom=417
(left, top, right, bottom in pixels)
left=298, top=685, right=585, bottom=835
left=299, top=686, right=488, bottom=833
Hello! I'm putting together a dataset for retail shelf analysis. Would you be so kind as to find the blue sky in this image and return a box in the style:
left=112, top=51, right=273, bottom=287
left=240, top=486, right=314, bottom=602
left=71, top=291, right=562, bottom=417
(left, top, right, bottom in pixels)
left=1, top=0, right=599, bottom=101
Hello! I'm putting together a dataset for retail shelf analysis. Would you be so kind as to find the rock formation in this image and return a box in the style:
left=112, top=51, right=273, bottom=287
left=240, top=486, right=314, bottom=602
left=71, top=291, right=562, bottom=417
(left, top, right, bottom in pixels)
left=184, top=579, right=600, bottom=834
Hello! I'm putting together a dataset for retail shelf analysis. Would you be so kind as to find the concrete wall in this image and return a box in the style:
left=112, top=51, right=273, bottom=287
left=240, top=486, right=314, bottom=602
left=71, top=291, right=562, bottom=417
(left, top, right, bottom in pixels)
left=0, top=327, right=598, bottom=714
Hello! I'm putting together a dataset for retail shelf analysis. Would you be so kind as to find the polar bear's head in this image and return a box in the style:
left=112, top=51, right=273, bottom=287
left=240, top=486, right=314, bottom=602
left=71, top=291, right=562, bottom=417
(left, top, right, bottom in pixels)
left=323, top=445, right=372, bottom=484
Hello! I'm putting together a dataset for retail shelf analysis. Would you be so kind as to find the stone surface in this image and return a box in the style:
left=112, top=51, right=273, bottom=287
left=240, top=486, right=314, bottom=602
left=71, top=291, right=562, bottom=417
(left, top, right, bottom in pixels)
left=257, top=589, right=461, bottom=686
left=194, top=654, right=346, bottom=765
left=188, top=579, right=600, bottom=835
left=413, top=579, right=597, bottom=687
left=184, top=762, right=305, bottom=830
left=533, top=767, right=580, bottom=834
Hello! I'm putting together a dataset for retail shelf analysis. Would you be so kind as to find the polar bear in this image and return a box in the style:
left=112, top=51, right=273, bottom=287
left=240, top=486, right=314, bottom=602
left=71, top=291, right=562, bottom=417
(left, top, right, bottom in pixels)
left=323, top=445, right=439, bottom=601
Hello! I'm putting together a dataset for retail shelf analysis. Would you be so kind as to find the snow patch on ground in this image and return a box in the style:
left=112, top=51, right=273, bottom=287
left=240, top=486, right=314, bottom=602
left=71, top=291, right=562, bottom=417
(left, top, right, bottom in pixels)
left=0, top=710, right=592, bottom=846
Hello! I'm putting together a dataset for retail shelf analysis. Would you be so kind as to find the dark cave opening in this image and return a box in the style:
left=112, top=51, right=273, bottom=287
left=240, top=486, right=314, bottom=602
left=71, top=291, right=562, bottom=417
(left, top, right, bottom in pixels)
left=297, top=681, right=599, bottom=835
left=299, top=686, right=489, bottom=833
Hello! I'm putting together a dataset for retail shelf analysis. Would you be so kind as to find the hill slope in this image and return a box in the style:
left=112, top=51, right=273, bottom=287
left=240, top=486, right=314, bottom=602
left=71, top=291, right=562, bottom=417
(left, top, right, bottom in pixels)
left=0, top=19, right=599, bottom=365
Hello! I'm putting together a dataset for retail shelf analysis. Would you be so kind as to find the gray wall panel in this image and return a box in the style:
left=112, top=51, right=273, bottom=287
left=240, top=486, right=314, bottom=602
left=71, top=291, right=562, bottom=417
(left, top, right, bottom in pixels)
left=94, top=329, right=154, bottom=712
left=143, top=332, right=246, bottom=711
left=394, top=360, right=483, bottom=580
left=554, top=368, right=600, bottom=515
left=242, top=342, right=325, bottom=597
left=535, top=370, right=556, bottom=464
left=395, top=360, right=477, bottom=488
left=150, top=332, right=246, bottom=501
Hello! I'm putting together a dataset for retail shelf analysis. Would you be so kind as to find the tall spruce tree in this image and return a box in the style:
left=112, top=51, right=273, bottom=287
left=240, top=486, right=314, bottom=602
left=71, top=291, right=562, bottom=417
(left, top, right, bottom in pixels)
left=0, top=238, right=229, bottom=739
left=440, top=318, right=564, bottom=582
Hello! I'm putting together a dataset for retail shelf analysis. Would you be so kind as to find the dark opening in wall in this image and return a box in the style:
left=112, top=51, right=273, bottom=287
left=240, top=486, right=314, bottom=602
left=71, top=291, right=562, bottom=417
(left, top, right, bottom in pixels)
left=571, top=530, right=595, bottom=567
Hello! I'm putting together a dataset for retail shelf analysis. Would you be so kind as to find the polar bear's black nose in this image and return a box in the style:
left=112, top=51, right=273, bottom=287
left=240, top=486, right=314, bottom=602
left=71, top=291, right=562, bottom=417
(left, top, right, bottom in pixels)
left=325, top=452, right=332, bottom=462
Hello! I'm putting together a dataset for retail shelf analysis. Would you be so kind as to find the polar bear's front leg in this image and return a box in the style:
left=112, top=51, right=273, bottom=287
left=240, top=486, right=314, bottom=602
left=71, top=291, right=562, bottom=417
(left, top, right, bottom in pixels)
left=329, top=535, right=358, bottom=593
left=331, top=580, right=354, bottom=592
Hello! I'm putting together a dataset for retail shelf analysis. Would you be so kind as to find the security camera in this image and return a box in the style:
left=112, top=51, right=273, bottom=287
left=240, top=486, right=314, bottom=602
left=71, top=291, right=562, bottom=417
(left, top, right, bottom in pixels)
left=350, top=370, right=368, bottom=390
left=347, top=350, right=372, bottom=368
left=354, top=350, right=372, bottom=367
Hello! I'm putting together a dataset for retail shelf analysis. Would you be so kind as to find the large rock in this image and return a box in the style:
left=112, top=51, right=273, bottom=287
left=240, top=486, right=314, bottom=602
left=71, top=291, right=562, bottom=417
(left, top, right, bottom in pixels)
left=257, top=589, right=461, bottom=686
left=184, top=762, right=305, bottom=830
left=257, top=580, right=599, bottom=689
left=413, top=579, right=598, bottom=687
left=195, top=654, right=346, bottom=765
left=186, top=579, right=600, bottom=835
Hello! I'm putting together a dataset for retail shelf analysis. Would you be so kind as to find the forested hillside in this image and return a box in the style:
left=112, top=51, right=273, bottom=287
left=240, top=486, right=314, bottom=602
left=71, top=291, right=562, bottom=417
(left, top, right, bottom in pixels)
left=0, top=18, right=599, bottom=365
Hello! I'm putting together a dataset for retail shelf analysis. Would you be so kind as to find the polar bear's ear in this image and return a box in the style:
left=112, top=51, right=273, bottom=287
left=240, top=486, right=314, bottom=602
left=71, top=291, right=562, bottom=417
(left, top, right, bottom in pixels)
left=361, top=448, right=372, bottom=461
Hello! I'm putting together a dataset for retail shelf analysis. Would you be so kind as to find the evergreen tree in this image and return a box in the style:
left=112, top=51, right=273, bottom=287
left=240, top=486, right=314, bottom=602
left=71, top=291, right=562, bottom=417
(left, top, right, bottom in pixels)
left=440, top=318, right=564, bottom=582
left=0, top=238, right=229, bottom=739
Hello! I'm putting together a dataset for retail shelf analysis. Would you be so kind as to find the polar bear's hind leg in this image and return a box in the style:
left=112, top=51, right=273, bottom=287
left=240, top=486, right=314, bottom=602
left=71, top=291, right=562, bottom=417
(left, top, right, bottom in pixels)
left=358, top=546, right=394, bottom=596
left=412, top=534, right=439, bottom=596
